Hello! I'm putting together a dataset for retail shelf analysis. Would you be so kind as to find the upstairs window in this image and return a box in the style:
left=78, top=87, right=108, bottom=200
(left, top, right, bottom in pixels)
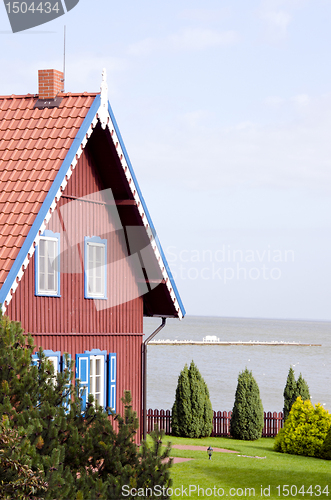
left=84, top=237, right=107, bottom=299
left=35, top=231, right=60, bottom=297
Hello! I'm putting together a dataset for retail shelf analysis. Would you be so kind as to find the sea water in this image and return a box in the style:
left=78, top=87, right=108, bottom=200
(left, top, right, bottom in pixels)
left=143, top=316, right=331, bottom=413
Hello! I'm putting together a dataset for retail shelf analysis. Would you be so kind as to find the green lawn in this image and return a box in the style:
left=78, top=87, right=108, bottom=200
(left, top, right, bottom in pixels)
left=157, top=436, right=330, bottom=499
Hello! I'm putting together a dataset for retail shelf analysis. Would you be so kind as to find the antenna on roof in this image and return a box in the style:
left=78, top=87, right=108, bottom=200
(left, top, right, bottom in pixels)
left=62, top=25, right=66, bottom=92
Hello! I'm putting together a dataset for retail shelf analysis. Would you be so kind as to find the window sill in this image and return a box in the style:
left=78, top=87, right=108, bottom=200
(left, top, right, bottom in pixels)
left=84, top=295, right=108, bottom=300
left=35, top=293, right=61, bottom=298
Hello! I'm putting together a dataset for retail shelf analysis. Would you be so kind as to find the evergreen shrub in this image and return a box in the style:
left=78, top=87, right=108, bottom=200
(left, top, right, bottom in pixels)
left=283, top=367, right=310, bottom=421
left=296, top=373, right=310, bottom=401
left=172, top=361, right=213, bottom=438
left=320, top=426, right=331, bottom=460
left=283, top=367, right=297, bottom=421
left=274, top=397, right=331, bottom=458
left=230, top=368, right=264, bottom=440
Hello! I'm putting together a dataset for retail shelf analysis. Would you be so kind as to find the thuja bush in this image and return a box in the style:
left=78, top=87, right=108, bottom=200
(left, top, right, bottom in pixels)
left=230, top=368, right=264, bottom=440
left=296, top=373, right=310, bottom=401
left=172, top=361, right=213, bottom=438
left=283, top=367, right=310, bottom=421
left=274, top=397, right=331, bottom=458
left=283, top=367, right=297, bottom=421
left=0, top=312, right=172, bottom=499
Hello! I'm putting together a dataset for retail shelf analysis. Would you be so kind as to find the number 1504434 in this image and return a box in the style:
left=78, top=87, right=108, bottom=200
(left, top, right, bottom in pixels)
left=275, top=485, right=329, bottom=497
left=5, top=2, right=61, bottom=14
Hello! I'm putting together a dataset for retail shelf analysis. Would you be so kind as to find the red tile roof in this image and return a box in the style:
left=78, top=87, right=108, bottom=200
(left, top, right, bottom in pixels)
left=0, top=92, right=97, bottom=287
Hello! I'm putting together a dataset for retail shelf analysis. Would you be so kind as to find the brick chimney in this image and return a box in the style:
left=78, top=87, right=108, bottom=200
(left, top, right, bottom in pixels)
left=38, top=69, right=64, bottom=99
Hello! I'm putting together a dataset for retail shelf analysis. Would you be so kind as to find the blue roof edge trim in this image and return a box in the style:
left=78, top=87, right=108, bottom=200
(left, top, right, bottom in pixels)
left=107, top=102, right=186, bottom=318
left=0, top=95, right=101, bottom=307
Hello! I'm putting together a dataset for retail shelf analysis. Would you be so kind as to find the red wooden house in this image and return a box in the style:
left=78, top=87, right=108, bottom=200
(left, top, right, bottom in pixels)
left=0, top=68, right=185, bottom=435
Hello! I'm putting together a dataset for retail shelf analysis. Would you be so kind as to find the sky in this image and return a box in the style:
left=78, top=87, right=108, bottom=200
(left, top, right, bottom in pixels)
left=1, top=0, right=331, bottom=321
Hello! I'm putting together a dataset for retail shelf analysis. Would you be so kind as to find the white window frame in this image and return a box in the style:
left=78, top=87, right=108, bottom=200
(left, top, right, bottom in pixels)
left=84, top=237, right=107, bottom=299
left=89, top=354, right=105, bottom=408
left=35, top=231, right=60, bottom=297
left=47, top=356, right=59, bottom=377
left=44, top=350, right=61, bottom=385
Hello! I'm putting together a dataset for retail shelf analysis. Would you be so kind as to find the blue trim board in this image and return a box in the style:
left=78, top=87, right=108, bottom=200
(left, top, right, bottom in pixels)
left=0, top=95, right=101, bottom=307
left=108, top=353, right=116, bottom=412
left=107, top=102, right=186, bottom=317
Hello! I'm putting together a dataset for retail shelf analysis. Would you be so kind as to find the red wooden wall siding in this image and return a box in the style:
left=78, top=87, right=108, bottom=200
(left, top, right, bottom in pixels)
left=6, top=144, right=145, bottom=435
left=7, top=148, right=144, bottom=335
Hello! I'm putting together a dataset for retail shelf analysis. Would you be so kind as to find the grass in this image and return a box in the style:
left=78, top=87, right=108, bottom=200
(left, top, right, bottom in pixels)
left=155, top=436, right=331, bottom=499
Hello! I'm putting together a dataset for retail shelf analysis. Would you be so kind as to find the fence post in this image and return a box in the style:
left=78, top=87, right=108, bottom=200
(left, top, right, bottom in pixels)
left=166, top=409, right=171, bottom=435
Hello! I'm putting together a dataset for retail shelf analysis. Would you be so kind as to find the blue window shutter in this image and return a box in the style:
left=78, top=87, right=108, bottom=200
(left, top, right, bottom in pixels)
left=75, top=353, right=90, bottom=411
left=62, top=353, right=72, bottom=413
left=108, top=353, right=117, bottom=413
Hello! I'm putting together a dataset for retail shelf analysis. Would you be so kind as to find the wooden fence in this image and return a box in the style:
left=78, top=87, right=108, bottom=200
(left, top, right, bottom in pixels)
left=146, top=409, right=284, bottom=438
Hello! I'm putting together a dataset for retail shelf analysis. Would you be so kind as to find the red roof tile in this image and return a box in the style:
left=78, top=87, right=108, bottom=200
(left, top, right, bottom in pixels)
left=0, top=92, right=97, bottom=287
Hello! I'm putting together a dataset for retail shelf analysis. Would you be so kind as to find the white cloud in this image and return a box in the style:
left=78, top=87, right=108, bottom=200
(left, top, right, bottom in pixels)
left=179, top=110, right=210, bottom=129
left=258, top=0, right=309, bottom=41
left=127, top=38, right=156, bottom=57
left=65, top=54, right=128, bottom=94
left=263, top=10, right=291, bottom=31
left=264, top=96, right=285, bottom=107
left=292, top=94, right=310, bottom=107
left=128, top=28, right=239, bottom=56
left=169, top=28, right=239, bottom=51
left=259, top=9, right=291, bottom=39
left=130, top=93, right=331, bottom=194
left=179, top=7, right=230, bottom=23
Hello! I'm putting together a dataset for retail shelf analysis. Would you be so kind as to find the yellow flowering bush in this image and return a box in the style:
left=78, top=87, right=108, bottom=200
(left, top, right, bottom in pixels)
left=274, top=397, right=331, bottom=458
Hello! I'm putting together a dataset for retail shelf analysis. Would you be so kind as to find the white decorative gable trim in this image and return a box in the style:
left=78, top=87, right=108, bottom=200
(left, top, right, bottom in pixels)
left=98, top=68, right=109, bottom=130
left=104, top=112, right=183, bottom=320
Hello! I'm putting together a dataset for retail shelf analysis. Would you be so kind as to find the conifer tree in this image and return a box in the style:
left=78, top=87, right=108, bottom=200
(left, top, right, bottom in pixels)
left=230, top=368, right=264, bottom=440
left=283, top=367, right=297, bottom=421
left=171, top=364, right=191, bottom=437
left=201, top=378, right=214, bottom=438
left=295, top=373, right=310, bottom=402
left=172, top=361, right=213, bottom=438
left=283, top=368, right=310, bottom=421
left=0, top=416, right=47, bottom=500
left=0, top=311, right=173, bottom=499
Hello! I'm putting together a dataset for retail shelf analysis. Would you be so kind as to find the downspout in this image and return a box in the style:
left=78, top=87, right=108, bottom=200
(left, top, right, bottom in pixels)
left=142, top=317, right=166, bottom=441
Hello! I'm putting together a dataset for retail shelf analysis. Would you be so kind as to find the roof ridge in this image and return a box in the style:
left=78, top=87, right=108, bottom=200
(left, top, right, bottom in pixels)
left=0, top=92, right=99, bottom=100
